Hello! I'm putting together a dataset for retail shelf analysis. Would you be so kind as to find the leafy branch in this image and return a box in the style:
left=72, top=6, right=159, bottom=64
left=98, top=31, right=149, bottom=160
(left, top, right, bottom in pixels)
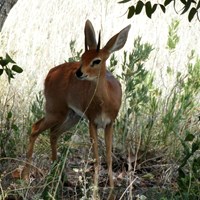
left=119, top=0, right=200, bottom=22
left=0, top=53, right=23, bottom=82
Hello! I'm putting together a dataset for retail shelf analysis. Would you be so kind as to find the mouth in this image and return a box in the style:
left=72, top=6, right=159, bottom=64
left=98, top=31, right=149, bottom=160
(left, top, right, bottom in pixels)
left=76, top=74, right=88, bottom=80
left=75, top=67, right=88, bottom=80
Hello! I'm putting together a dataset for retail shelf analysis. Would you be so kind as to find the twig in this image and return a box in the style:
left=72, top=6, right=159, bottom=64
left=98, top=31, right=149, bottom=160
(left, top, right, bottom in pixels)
left=118, top=177, right=138, bottom=200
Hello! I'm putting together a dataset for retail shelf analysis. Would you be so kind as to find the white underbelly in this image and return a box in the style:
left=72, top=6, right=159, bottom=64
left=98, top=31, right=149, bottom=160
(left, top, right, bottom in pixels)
left=69, top=105, right=111, bottom=129
left=70, top=106, right=111, bottom=129
left=69, top=105, right=87, bottom=119
left=94, top=113, right=111, bottom=129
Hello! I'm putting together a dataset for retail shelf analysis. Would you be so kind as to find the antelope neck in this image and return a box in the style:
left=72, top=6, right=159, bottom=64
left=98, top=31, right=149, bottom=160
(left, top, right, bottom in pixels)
left=93, top=70, right=109, bottom=100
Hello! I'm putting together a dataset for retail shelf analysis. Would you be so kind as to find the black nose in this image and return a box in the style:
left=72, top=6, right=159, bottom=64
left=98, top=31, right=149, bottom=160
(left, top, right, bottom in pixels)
left=76, top=67, right=83, bottom=78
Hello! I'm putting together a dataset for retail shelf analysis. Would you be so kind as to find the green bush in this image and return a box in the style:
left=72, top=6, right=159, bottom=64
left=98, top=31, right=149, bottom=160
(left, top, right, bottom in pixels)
left=0, top=54, right=23, bottom=157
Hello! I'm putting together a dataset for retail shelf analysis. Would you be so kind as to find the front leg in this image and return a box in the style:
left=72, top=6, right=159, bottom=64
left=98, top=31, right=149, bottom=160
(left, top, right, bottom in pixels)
left=105, top=123, right=114, bottom=188
left=89, top=122, right=99, bottom=190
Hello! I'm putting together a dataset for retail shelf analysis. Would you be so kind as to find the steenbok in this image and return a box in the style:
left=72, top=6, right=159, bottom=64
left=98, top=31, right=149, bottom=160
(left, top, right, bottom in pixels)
left=22, top=20, right=131, bottom=189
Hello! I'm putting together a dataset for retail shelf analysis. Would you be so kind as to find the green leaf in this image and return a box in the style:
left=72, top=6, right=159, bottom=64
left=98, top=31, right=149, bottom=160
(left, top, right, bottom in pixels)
left=135, top=1, right=144, bottom=15
left=178, top=168, right=185, bottom=178
left=6, top=53, right=16, bottom=64
left=160, top=4, right=166, bottom=13
left=11, top=124, right=19, bottom=131
left=0, top=58, right=9, bottom=67
left=7, top=111, right=12, bottom=119
left=5, top=68, right=14, bottom=77
left=164, top=0, right=173, bottom=6
left=192, top=141, right=200, bottom=153
left=152, top=4, right=158, bottom=13
left=0, top=69, right=3, bottom=76
left=181, top=1, right=192, bottom=14
left=118, top=0, right=131, bottom=3
left=188, top=7, right=197, bottom=22
left=128, top=5, right=135, bottom=19
left=185, top=133, right=195, bottom=141
left=180, top=0, right=187, bottom=4
left=145, top=1, right=152, bottom=18
left=5, top=68, right=14, bottom=82
left=12, top=65, right=23, bottom=73
left=197, top=0, right=200, bottom=9
left=167, top=66, right=174, bottom=75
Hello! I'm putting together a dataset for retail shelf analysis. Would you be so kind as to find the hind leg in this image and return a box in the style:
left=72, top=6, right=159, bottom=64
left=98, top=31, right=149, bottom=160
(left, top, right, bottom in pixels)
left=50, top=109, right=80, bottom=161
left=22, top=114, right=65, bottom=180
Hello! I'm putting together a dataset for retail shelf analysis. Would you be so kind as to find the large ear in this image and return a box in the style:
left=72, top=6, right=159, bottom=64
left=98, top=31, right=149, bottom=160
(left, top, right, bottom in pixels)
left=84, top=20, right=97, bottom=51
left=103, top=25, right=131, bottom=54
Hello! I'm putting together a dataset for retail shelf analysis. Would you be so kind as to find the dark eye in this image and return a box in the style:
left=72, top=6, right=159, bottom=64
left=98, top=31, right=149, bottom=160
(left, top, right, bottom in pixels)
left=91, top=59, right=101, bottom=67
